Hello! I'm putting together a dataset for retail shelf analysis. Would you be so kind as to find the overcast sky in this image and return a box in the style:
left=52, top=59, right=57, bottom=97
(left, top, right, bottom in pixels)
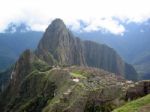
left=0, top=0, right=150, bottom=35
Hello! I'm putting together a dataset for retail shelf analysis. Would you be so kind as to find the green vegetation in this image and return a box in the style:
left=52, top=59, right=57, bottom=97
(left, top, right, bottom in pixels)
left=47, top=52, right=58, bottom=65
left=18, top=95, right=48, bottom=112
left=113, top=94, right=150, bottom=112
left=5, top=70, right=56, bottom=112
left=32, top=59, right=51, bottom=72
left=70, top=72, right=86, bottom=79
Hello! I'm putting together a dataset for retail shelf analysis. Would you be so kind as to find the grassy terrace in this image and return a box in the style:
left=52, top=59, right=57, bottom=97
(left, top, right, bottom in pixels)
left=70, top=72, right=86, bottom=79
left=113, top=94, right=150, bottom=112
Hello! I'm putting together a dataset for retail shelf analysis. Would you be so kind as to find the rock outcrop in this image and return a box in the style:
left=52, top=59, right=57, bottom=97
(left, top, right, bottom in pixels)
left=9, top=50, right=35, bottom=95
left=36, top=19, right=86, bottom=66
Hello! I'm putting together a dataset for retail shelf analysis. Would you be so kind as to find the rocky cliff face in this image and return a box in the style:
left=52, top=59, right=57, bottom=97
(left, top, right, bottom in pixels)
left=36, top=19, right=86, bottom=66
left=9, top=50, right=35, bottom=95
left=0, top=49, right=54, bottom=112
left=83, top=41, right=124, bottom=76
left=36, top=19, right=137, bottom=80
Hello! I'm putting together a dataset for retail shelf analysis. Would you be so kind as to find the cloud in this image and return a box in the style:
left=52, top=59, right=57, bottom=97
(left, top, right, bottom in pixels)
left=82, top=18, right=125, bottom=35
left=0, top=0, right=150, bottom=35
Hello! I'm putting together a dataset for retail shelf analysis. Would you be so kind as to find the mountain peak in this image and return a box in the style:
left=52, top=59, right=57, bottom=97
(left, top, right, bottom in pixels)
left=51, top=18, right=65, bottom=26
left=47, top=18, right=66, bottom=31
left=37, top=18, right=69, bottom=54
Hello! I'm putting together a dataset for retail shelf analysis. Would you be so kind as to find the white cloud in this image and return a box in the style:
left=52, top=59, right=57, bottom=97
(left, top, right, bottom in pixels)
left=0, top=0, right=150, bottom=34
left=83, top=18, right=125, bottom=35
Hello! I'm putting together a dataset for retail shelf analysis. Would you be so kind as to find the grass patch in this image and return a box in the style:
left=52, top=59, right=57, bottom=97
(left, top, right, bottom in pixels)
left=113, top=94, right=150, bottom=112
left=32, top=59, right=51, bottom=72
left=70, top=72, right=86, bottom=79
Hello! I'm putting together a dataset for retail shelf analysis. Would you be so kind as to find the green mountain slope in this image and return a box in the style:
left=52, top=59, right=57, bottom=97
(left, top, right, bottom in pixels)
left=0, top=49, right=134, bottom=112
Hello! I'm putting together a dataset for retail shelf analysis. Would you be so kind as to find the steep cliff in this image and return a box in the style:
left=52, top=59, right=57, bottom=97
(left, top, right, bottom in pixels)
left=36, top=19, right=86, bottom=66
left=0, top=49, right=53, bottom=112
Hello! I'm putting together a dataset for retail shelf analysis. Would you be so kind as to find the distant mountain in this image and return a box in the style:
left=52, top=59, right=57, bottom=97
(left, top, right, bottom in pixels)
left=76, top=21, right=150, bottom=79
left=0, top=30, right=43, bottom=71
